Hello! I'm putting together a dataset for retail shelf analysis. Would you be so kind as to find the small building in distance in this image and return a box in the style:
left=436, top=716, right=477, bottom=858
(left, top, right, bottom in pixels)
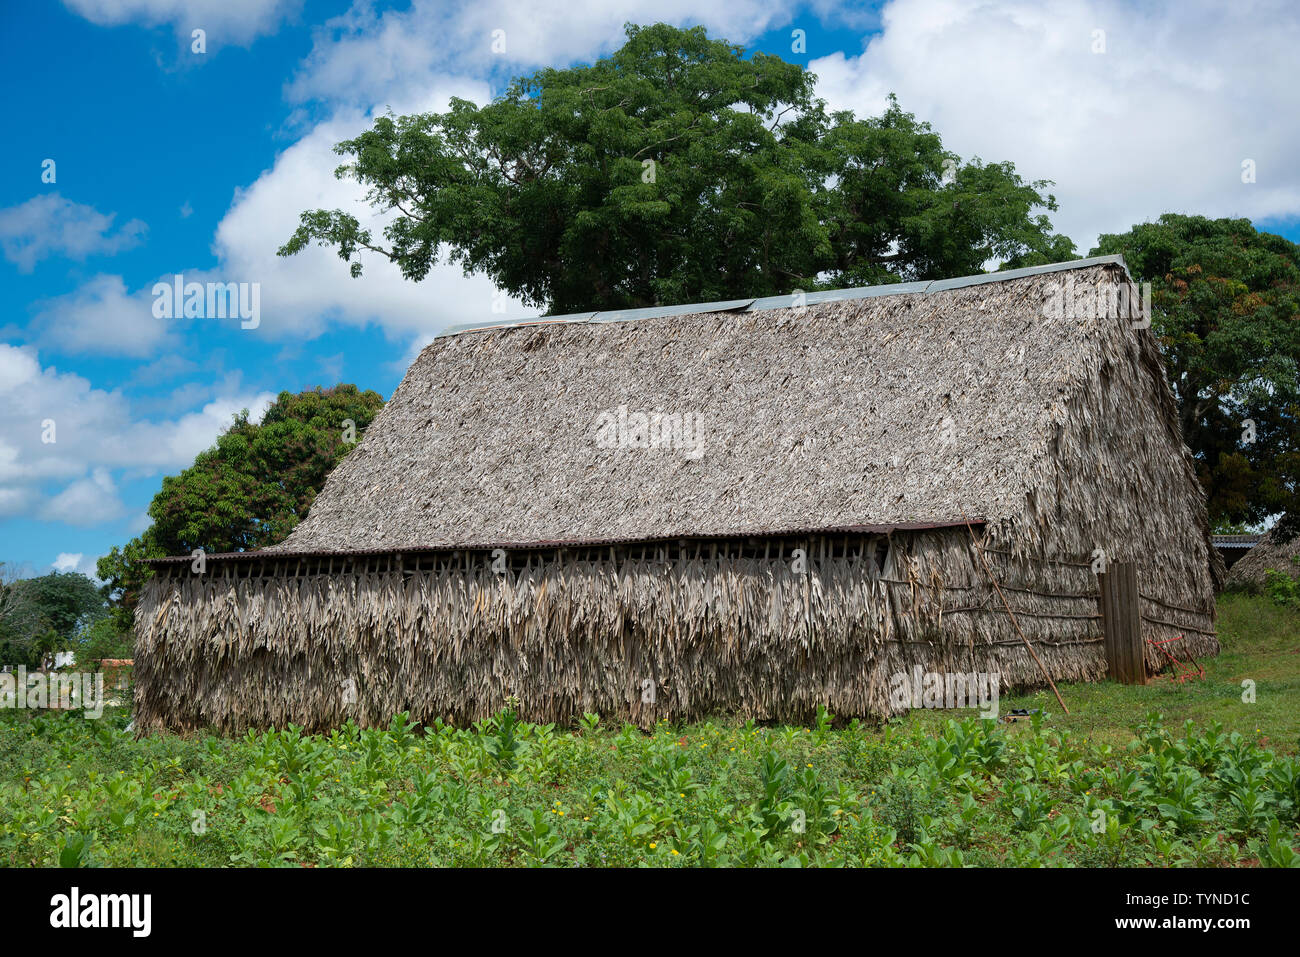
left=1211, top=533, right=1264, bottom=571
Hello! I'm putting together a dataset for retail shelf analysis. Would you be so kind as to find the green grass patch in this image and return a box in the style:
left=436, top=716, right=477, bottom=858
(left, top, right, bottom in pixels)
left=907, top=592, right=1299, bottom=755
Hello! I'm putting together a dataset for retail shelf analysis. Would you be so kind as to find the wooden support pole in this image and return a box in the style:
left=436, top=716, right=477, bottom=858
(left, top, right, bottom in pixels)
left=1099, top=561, right=1145, bottom=684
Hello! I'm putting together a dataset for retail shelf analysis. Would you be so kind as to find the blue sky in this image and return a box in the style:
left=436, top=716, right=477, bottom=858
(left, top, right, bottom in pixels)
left=2, top=0, right=1298, bottom=579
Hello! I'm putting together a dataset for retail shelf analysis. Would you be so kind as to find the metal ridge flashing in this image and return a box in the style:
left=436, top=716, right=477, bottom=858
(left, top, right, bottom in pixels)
left=588, top=297, right=755, bottom=323
left=433, top=254, right=1131, bottom=338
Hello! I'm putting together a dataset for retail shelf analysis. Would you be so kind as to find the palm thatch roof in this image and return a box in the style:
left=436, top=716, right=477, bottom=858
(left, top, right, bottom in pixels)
left=1224, top=527, right=1300, bottom=591
left=266, top=255, right=1203, bottom=557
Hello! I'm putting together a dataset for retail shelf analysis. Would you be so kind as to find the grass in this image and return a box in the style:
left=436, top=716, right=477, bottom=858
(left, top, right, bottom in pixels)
left=0, top=594, right=1296, bottom=868
left=907, top=591, right=1300, bottom=755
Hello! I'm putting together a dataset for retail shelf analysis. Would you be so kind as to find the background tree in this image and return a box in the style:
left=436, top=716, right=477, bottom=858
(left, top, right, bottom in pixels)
left=0, top=568, right=106, bottom=667
left=280, top=23, right=1074, bottom=314
left=0, top=563, right=41, bottom=665
left=98, top=384, right=385, bottom=625
left=1092, top=215, right=1299, bottom=537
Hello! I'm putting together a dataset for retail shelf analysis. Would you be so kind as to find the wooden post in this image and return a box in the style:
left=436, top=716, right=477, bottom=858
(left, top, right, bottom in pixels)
left=1099, top=561, right=1145, bottom=684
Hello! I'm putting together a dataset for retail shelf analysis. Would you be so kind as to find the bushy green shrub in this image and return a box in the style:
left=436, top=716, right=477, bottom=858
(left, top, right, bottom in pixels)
left=1264, top=557, right=1300, bottom=607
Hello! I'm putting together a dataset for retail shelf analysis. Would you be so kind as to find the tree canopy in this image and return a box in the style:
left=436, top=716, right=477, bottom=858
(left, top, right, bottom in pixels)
left=1092, top=214, right=1299, bottom=535
left=97, top=384, right=385, bottom=625
left=279, top=22, right=1075, bottom=314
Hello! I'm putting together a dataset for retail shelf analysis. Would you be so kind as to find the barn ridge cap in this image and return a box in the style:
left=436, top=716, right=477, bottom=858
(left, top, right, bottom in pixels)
left=437, top=253, right=1132, bottom=338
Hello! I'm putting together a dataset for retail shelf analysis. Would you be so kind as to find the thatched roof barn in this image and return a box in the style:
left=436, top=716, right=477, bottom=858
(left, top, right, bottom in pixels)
left=136, top=255, right=1221, bottom=733
left=1224, top=528, right=1299, bottom=591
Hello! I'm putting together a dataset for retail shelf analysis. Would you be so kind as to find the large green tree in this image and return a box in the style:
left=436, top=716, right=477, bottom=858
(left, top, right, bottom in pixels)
left=1092, top=215, right=1300, bottom=535
left=98, top=384, right=384, bottom=625
left=279, top=22, right=1075, bottom=314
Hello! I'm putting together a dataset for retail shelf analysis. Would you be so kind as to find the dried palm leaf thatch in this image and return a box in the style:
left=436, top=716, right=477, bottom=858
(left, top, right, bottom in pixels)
left=274, top=265, right=1164, bottom=552
left=137, top=258, right=1221, bottom=733
left=134, top=530, right=1216, bottom=735
left=1223, top=528, right=1300, bottom=592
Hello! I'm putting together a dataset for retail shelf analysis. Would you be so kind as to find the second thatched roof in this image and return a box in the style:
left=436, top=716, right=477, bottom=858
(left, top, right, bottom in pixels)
left=1224, top=527, right=1300, bottom=591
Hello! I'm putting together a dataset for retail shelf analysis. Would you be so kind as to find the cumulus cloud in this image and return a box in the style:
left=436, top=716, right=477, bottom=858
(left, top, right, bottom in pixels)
left=0, top=344, right=274, bottom=527
left=807, top=0, right=1300, bottom=252
left=63, top=0, right=300, bottom=47
left=286, top=0, right=802, bottom=108
left=51, top=552, right=104, bottom=578
left=42, top=470, right=125, bottom=525
left=0, top=194, right=146, bottom=273
left=29, top=274, right=179, bottom=359
left=209, top=97, right=531, bottom=343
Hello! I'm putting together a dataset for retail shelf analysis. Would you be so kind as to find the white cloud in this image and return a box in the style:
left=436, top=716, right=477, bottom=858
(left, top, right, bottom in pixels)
left=287, top=0, right=802, bottom=109
left=63, top=0, right=300, bottom=47
left=141, top=392, right=277, bottom=466
left=0, top=194, right=146, bottom=273
left=0, top=343, right=274, bottom=527
left=29, top=274, right=180, bottom=359
left=209, top=97, right=532, bottom=343
left=43, top=470, right=124, bottom=525
left=52, top=552, right=83, bottom=572
left=807, top=0, right=1300, bottom=253
left=51, top=552, right=103, bottom=578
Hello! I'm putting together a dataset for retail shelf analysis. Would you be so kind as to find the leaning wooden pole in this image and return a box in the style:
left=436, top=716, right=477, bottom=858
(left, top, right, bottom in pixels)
left=961, top=512, right=1070, bottom=716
